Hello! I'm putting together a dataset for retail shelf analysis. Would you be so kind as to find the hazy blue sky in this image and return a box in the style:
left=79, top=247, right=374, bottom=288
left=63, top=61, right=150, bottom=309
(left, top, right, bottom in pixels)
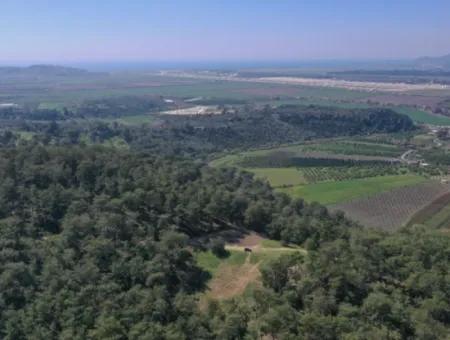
left=1, top=0, right=449, bottom=62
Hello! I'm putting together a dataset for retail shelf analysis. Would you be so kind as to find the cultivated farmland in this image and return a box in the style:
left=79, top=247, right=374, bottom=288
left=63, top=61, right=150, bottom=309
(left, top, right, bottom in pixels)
left=407, top=192, right=450, bottom=229
left=247, top=167, right=305, bottom=187
left=300, top=164, right=407, bottom=183
left=300, top=140, right=406, bottom=157
left=279, top=174, right=426, bottom=205
left=331, top=180, right=450, bottom=230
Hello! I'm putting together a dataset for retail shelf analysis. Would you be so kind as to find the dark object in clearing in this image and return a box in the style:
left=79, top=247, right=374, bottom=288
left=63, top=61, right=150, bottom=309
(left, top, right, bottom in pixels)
left=244, top=247, right=252, bottom=252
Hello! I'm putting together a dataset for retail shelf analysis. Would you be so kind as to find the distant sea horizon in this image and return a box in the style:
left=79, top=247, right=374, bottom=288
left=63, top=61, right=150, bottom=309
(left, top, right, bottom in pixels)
left=72, top=59, right=412, bottom=72
left=0, top=59, right=411, bottom=72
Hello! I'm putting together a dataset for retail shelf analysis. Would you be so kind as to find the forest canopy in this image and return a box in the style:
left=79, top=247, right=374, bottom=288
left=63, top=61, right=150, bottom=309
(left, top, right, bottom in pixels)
left=0, top=103, right=447, bottom=339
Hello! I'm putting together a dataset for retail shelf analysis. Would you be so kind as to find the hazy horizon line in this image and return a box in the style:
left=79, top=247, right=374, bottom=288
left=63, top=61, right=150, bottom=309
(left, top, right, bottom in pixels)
left=0, top=57, right=430, bottom=71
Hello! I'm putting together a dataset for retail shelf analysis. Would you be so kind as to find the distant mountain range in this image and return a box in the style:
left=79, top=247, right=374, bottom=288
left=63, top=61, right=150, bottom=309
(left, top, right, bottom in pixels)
left=0, top=64, right=90, bottom=77
left=414, top=54, right=450, bottom=70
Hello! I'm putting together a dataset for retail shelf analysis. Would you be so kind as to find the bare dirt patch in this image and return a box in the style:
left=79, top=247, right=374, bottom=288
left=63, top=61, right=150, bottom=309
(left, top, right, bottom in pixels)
left=207, top=255, right=261, bottom=300
left=233, top=232, right=265, bottom=248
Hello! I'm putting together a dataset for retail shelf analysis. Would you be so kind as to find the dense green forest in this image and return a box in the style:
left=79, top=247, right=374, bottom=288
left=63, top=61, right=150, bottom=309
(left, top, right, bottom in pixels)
left=0, top=96, right=169, bottom=121
left=0, top=102, right=448, bottom=339
left=0, top=146, right=448, bottom=339
left=212, top=227, right=449, bottom=339
left=1, top=104, right=415, bottom=157
left=0, top=146, right=355, bottom=339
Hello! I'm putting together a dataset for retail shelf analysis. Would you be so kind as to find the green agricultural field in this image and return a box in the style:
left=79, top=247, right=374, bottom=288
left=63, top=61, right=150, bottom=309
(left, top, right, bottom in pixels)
left=247, top=165, right=407, bottom=187
left=9, top=75, right=374, bottom=109
left=301, top=140, right=405, bottom=157
left=262, top=98, right=374, bottom=108
left=247, top=167, right=306, bottom=187
left=394, top=106, right=450, bottom=126
left=210, top=139, right=412, bottom=190
left=300, top=165, right=408, bottom=183
left=279, top=174, right=426, bottom=205
left=211, top=138, right=405, bottom=169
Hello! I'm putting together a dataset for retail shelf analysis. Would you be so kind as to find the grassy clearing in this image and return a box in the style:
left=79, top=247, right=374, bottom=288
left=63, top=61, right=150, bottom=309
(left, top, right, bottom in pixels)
left=260, top=239, right=285, bottom=248
left=15, top=130, right=35, bottom=141
left=249, top=248, right=301, bottom=264
left=196, top=237, right=305, bottom=300
left=278, top=174, right=426, bottom=205
left=102, top=137, right=129, bottom=149
left=195, top=250, right=248, bottom=275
